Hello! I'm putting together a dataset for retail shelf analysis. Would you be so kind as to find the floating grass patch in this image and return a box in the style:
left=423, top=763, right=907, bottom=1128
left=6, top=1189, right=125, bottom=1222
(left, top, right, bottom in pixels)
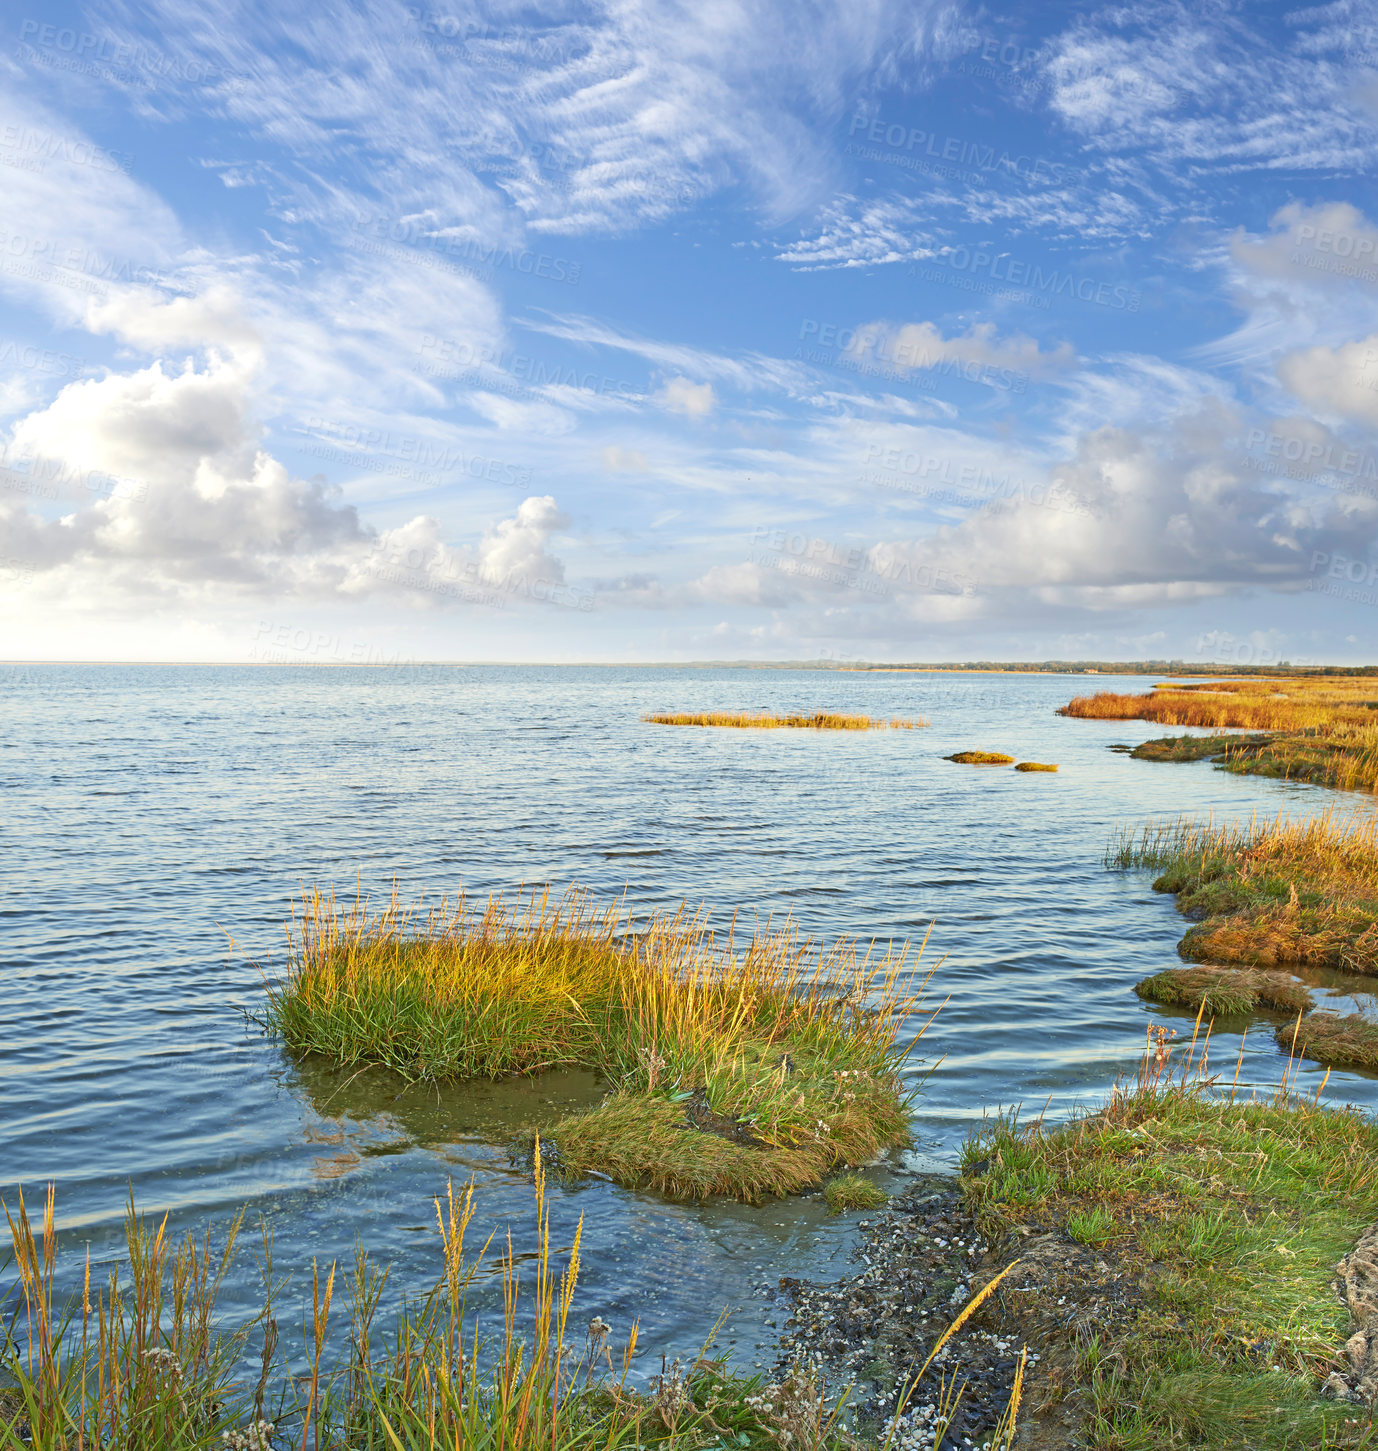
left=944, top=751, right=1015, bottom=765
left=1062, top=677, right=1378, bottom=792
left=962, top=1051, right=1378, bottom=1448
left=260, top=887, right=928, bottom=1202
left=822, top=1172, right=888, bottom=1215
left=2, top=1174, right=858, bottom=1451
left=1134, top=965, right=1313, bottom=1016
left=643, top=711, right=924, bottom=729
left=1277, top=1011, right=1378, bottom=1072
left=1108, top=811, right=1378, bottom=975
left=1014, top=761, right=1058, bottom=772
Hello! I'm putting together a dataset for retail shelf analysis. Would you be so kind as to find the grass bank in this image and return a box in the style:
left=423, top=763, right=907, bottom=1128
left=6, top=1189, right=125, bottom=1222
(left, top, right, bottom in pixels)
left=259, top=888, right=928, bottom=1202
left=1059, top=677, right=1378, bottom=792
left=958, top=1049, right=1378, bottom=1448
left=643, top=712, right=924, bottom=729
left=1, top=1170, right=859, bottom=1451
left=1108, top=812, right=1378, bottom=975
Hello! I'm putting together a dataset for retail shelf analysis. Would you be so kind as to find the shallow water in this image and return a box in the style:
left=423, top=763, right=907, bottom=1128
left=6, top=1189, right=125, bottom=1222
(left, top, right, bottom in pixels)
left=4, top=664, right=1376, bottom=1370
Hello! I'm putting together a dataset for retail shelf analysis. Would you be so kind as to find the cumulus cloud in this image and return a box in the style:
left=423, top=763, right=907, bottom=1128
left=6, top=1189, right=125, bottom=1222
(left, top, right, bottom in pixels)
left=657, top=377, right=716, bottom=418
left=476, top=494, right=570, bottom=588
left=1277, top=332, right=1378, bottom=425
left=1231, top=201, right=1378, bottom=292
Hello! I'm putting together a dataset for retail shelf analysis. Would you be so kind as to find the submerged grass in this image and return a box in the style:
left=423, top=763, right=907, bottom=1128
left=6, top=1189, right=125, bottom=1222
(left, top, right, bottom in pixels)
left=1015, top=761, right=1058, bottom=772
left=1, top=1167, right=859, bottom=1451
left=944, top=751, right=1015, bottom=765
left=1108, top=811, right=1378, bottom=975
left=1060, top=677, right=1378, bottom=793
left=643, top=712, right=924, bottom=729
left=259, top=887, right=930, bottom=1202
left=1134, top=965, right=1312, bottom=1016
left=962, top=1044, right=1378, bottom=1449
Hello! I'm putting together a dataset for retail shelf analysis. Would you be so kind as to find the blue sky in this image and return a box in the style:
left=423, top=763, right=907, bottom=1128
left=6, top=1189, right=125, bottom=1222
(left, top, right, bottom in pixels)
left=3, top=0, right=1378, bottom=663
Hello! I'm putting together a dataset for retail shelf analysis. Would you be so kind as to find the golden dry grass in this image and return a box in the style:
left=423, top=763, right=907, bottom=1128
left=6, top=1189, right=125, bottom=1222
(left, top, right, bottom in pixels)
left=2, top=1169, right=859, bottom=1451
left=643, top=711, right=924, bottom=729
left=1110, top=811, right=1378, bottom=974
left=944, top=750, right=1015, bottom=765
left=1061, top=677, right=1378, bottom=793
left=1134, top=964, right=1312, bottom=1016
left=260, top=886, right=931, bottom=1201
left=1014, top=761, right=1058, bottom=772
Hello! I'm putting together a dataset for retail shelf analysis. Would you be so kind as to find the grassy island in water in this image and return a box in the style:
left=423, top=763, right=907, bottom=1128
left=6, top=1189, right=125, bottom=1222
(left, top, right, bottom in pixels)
left=260, top=887, right=927, bottom=1203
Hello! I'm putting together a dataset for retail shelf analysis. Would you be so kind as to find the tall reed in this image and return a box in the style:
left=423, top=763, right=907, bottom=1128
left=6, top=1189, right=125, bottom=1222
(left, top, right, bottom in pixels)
left=2, top=1172, right=854, bottom=1451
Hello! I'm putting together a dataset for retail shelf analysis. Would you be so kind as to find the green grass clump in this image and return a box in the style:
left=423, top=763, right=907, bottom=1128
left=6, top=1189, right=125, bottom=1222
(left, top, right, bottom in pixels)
left=1135, top=966, right=1312, bottom=1017
left=963, top=1063, right=1378, bottom=1449
left=2, top=1174, right=858, bottom=1451
left=1107, top=811, right=1378, bottom=975
left=1014, top=761, right=1058, bottom=772
left=644, top=711, right=924, bottom=729
left=944, top=751, right=1015, bottom=765
left=1276, top=1011, right=1378, bottom=1071
left=260, top=887, right=928, bottom=1202
left=821, top=1173, right=889, bottom=1215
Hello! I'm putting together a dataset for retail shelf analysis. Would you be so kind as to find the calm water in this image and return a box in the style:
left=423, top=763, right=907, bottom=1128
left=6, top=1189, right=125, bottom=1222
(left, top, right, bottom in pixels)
left=4, top=664, right=1376, bottom=1369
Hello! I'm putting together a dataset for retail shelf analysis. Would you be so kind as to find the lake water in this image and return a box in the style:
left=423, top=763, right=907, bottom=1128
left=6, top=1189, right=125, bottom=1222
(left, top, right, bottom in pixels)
left=4, top=664, right=1375, bottom=1371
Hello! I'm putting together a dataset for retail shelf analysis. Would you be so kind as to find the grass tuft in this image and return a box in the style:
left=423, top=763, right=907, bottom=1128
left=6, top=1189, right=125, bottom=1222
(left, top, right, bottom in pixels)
left=1276, top=1011, right=1378, bottom=1071
left=944, top=751, right=1015, bottom=765
left=1135, top=965, right=1313, bottom=1017
left=1014, top=761, right=1058, bottom=772
left=821, top=1173, right=889, bottom=1215
left=643, top=711, right=924, bottom=729
left=259, top=886, right=930, bottom=1202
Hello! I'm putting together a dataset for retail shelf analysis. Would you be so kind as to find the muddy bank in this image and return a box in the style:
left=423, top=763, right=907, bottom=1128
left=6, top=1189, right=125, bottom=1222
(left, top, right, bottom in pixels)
left=763, top=1173, right=1135, bottom=1450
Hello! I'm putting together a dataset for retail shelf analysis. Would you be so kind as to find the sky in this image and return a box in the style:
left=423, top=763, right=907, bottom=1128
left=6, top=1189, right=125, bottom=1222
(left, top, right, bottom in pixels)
left=2, top=0, right=1378, bottom=664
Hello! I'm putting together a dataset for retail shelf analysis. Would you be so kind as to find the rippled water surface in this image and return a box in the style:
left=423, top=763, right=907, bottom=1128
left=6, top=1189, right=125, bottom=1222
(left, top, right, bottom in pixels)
left=4, top=664, right=1377, bottom=1368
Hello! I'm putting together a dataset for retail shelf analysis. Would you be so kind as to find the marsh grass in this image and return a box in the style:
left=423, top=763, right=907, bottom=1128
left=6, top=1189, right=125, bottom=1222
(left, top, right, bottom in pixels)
left=1, top=1167, right=859, bottom=1451
left=1014, top=762, right=1058, bottom=772
left=259, top=887, right=931, bottom=1202
left=1276, top=1011, right=1378, bottom=1072
left=944, top=751, right=1015, bottom=765
left=1135, top=966, right=1313, bottom=1017
left=643, top=712, right=924, bottom=730
left=821, top=1174, right=888, bottom=1215
left=962, top=1042, right=1378, bottom=1448
left=1107, top=811, right=1378, bottom=975
left=1061, top=678, right=1378, bottom=793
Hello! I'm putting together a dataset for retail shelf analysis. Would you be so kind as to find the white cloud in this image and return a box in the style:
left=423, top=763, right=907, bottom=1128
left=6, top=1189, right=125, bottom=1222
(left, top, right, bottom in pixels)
left=602, top=445, right=648, bottom=470
left=1277, top=333, right=1378, bottom=425
left=657, top=377, right=716, bottom=418
left=848, top=321, right=1074, bottom=382
left=477, top=494, right=570, bottom=587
